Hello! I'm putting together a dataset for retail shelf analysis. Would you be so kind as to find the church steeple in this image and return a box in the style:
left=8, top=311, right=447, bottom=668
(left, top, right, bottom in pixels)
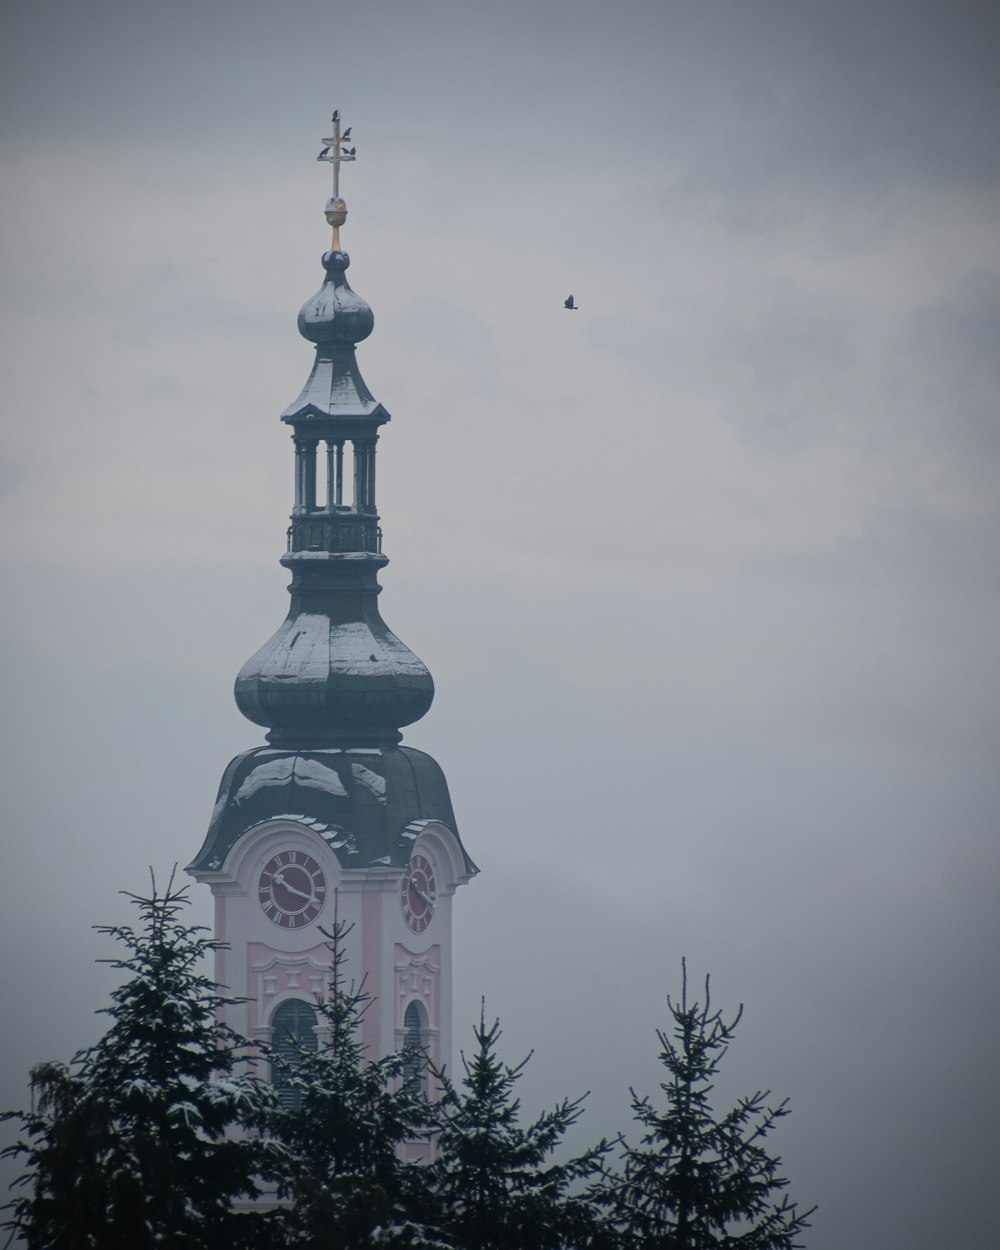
left=189, top=119, right=475, bottom=1097
left=234, top=115, right=434, bottom=749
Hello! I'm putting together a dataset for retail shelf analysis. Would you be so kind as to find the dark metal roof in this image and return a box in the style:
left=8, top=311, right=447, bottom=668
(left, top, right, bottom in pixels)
left=281, top=354, right=389, bottom=424
left=296, top=250, right=373, bottom=346
left=234, top=564, right=435, bottom=748
left=282, top=252, right=385, bottom=424
left=188, top=745, right=475, bottom=876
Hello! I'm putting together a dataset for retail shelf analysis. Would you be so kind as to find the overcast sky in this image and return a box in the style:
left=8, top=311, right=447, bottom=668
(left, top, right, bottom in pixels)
left=2, top=1, right=998, bottom=1246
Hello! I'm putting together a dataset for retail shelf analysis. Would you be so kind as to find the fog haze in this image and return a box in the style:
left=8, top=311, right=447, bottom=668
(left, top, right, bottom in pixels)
left=2, top=3, right=998, bottom=1247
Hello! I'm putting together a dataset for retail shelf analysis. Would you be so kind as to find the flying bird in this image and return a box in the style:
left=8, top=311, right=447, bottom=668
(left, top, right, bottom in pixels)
left=564, top=295, right=578, bottom=310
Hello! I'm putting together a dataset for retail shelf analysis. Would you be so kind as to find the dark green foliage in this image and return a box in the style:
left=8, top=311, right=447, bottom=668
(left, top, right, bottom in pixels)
left=427, top=1005, right=613, bottom=1250
left=3, top=878, right=813, bottom=1250
left=606, top=961, right=814, bottom=1250
left=2, top=871, right=279, bottom=1250
left=266, top=915, right=444, bottom=1249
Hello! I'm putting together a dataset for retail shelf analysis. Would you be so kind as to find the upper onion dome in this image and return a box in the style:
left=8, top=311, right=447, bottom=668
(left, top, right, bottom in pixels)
left=297, top=249, right=374, bottom=346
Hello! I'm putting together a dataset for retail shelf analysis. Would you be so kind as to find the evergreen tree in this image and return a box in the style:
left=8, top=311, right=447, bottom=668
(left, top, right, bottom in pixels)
left=606, top=962, right=814, bottom=1250
left=2, top=871, right=279, bottom=1250
left=268, top=914, right=445, bottom=1249
left=427, top=1006, right=612, bottom=1250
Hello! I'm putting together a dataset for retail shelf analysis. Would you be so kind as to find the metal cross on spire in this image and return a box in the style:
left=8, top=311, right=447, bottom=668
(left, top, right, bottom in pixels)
left=316, top=109, right=356, bottom=251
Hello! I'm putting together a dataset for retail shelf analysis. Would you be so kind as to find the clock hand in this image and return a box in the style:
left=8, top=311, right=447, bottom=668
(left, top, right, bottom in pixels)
left=273, top=872, right=320, bottom=906
left=413, top=886, right=435, bottom=909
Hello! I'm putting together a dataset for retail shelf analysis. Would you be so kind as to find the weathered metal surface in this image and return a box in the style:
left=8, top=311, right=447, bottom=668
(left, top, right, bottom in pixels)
left=190, top=746, right=473, bottom=875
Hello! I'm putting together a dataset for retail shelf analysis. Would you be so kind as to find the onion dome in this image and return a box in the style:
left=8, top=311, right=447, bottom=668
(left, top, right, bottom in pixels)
left=281, top=250, right=385, bottom=424
left=234, top=577, right=435, bottom=748
left=297, top=249, right=374, bottom=345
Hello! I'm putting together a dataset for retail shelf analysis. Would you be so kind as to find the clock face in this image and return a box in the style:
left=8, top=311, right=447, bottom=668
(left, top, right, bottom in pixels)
left=257, top=850, right=326, bottom=928
left=400, top=853, right=437, bottom=933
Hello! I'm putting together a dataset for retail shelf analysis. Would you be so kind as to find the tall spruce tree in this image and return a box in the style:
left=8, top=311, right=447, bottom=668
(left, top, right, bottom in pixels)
left=607, top=962, right=814, bottom=1250
left=2, top=872, right=279, bottom=1250
left=427, top=1006, right=613, bottom=1250
left=267, top=914, right=445, bottom=1250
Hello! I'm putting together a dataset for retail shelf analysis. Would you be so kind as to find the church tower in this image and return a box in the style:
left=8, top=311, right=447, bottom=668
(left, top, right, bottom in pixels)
left=188, top=114, right=476, bottom=1088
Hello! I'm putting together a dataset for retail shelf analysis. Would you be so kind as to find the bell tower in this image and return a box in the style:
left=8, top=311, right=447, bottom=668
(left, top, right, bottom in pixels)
left=188, top=113, right=476, bottom=1085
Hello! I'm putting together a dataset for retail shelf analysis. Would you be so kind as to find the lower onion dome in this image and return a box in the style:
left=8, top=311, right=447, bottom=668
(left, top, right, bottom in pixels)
left=234, top=601, right=434, bottom=748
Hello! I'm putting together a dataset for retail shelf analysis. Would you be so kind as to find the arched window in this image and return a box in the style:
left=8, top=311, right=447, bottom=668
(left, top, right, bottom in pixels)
left=271, top=997, right=319, bottom=1109
left=402, top=1000, right=427, bottom=1099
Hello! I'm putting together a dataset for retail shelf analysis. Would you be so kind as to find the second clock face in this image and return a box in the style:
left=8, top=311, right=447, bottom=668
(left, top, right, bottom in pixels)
left=258, top=850, right=326, bottom=928
left=400, top=853, right=437, bottom=933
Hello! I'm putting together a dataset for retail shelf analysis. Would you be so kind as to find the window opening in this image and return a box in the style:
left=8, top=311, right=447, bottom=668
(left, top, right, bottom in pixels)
left=303, top=439, right=317, bottom=511
left=324, top=440, right=345, bottom=509
left=351, top=440, right=377, bottom=511
left=294, top=439, right=318, bottom=512
left=271, top=997, right=319, bottom=1109
left=352, top=440, right=365, bottom=510
left=402, top=1000, right=427, bottom=1099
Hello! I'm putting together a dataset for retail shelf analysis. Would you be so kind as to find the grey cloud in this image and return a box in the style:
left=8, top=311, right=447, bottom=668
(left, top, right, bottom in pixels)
left=110, top=263, right=286, bottom=347
left=390, top=293, right=498, bottom=377
left=587, top=275, right=859, bottom=454
left=770, top=505, right=1000, bottom=595
left=904, top=273, right=1000, bottom=456
left=0, top=463, right=25, bottom=495
left=719, top=295, right=856, bottom=453
left=662, top=1, right=1000, bottom=198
